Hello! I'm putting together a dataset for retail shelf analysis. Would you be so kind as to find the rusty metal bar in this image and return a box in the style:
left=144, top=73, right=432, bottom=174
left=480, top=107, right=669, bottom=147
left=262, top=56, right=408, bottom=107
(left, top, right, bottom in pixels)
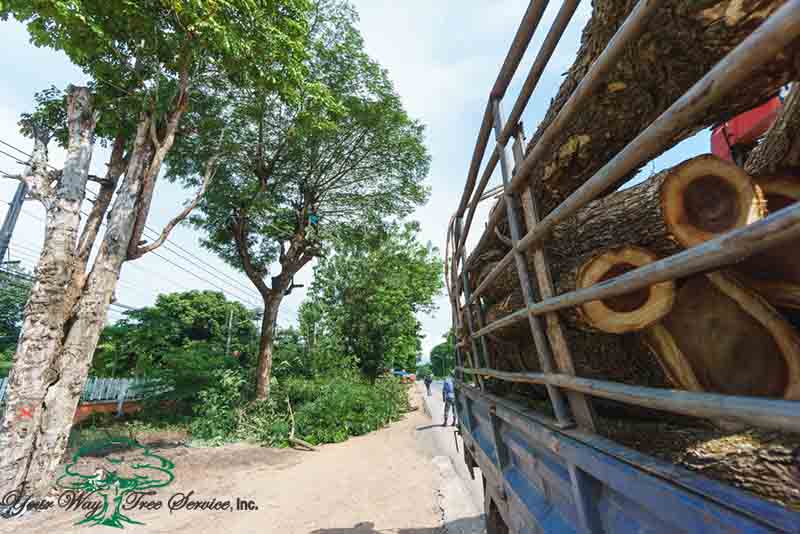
left=492, top=98, right=573, bottom=427
left=458, top=367, right=800, bottom=432
left=454, top=0, right=581, bottom=264
left=455, top=217, right=486, bottom=390
left=516, top=0, right=800, bottom=251
left=461, top=0, right=666, bottom=277
left=512, top=126, right=597, bottom=432
left=472, top=201, right=800, bottom=338
left=455, top=0, right=551, bottom=220
left=467, top=0, right=800, bottom=305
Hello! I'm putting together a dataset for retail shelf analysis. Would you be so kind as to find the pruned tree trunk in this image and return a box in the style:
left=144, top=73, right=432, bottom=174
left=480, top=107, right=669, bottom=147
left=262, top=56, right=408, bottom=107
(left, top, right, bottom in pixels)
left=736, top=85, right=800, bottom=309
left=477, top=155, right=763, bottom=306
left=0, top=87, right=97, bottom=494
left=0, top=80, right=204, bottom=495
left=479, top=156, right=768, bottom=393
left=745, top=84, right=800, bottom=176
left=528, top=0, right=800, bottom=217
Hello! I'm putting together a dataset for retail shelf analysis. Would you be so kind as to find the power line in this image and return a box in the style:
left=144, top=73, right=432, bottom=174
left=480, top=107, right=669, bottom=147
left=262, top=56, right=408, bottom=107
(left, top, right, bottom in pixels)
left=1, top=137, right=262, bottom=306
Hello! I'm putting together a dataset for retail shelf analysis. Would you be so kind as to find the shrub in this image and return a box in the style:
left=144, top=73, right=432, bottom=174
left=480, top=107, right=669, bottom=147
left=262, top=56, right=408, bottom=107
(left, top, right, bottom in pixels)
left=189, top=372, right=409, bottom=447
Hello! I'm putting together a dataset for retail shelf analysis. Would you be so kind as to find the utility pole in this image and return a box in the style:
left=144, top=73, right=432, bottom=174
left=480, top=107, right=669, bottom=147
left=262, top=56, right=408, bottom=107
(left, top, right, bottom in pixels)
left=225, top=306, right=234, bottom=358
left=0, top=182, right=29, bottom=262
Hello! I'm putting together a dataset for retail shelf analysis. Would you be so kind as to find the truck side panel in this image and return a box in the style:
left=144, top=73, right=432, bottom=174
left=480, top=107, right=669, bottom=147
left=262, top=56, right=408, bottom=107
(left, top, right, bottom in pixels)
left=456, top=385, right=800, bottom=533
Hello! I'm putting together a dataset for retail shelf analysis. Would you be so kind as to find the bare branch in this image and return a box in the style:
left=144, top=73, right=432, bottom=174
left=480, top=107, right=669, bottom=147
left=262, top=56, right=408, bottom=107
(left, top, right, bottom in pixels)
left=132, top=154, right=218, bottom=258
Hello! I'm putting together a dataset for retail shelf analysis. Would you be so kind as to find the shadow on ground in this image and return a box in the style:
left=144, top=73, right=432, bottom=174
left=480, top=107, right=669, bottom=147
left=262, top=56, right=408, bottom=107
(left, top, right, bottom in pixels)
left=309, top=516, right=486, bottom=533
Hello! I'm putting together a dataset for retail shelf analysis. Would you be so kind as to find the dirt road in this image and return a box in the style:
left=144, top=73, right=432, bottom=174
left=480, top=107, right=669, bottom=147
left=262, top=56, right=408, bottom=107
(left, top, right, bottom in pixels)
left=5, top=386, right=484, bottom=534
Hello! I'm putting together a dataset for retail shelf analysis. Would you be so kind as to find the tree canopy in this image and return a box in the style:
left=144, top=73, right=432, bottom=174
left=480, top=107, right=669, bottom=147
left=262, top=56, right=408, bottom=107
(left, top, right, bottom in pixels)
left=303, top=222, right=442, bottom=380
left=163, top=0, right=431, bottom=399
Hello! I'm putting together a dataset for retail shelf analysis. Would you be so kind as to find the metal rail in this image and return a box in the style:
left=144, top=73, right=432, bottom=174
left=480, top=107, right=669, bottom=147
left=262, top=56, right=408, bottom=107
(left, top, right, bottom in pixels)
left=457, top=367, right=800, bottom=433
left=465, top=0, right=800, bottom=305
left=447, top=0, right=800, bottom=445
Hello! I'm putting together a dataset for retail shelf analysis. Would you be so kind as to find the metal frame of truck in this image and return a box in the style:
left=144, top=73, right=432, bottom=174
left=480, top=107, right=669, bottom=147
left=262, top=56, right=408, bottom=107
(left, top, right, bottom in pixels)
left=445, top=1, right=800, bottom=532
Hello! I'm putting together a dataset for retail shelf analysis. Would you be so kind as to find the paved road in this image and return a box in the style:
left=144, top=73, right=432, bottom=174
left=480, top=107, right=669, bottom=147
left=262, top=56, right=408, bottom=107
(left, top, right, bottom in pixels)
left=415, top=381, right=485, bottom=534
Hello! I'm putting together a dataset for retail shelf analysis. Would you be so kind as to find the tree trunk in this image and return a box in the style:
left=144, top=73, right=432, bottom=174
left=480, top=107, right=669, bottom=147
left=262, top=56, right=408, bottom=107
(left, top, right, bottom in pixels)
left=0, top=96, right=193, bottom=494
left=745, top=84, right=800, bottom=177
left=255, top=295, right=282, bottom=401
left=529, top=0, right=800, bottom=217
left=468, top=0, right=800, bottom=270
left=0, top=87, right=97, bottom=495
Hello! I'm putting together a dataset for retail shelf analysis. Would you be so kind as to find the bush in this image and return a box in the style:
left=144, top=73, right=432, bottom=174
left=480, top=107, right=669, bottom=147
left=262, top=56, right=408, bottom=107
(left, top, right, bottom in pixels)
left=293, top=377, right=408, bottom=445
left=189, top=371, right=409, bottom=447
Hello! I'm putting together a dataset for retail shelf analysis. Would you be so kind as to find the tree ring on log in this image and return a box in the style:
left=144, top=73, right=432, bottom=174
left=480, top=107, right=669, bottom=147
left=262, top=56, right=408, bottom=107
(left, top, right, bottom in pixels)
left=660, top=155, right=764, bottom=248
left=576, top=246, right=675, bottom=334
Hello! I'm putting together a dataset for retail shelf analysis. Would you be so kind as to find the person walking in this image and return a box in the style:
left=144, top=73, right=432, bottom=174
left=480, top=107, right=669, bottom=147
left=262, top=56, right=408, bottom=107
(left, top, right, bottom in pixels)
left=424, top=375, right=433, bottom=396
left=442, top=376, right=457, bottom=426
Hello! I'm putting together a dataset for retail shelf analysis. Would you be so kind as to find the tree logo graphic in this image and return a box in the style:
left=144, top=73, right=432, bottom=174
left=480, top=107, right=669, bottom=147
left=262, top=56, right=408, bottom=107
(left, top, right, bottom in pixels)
left=56, top=438, right=175, bottom=529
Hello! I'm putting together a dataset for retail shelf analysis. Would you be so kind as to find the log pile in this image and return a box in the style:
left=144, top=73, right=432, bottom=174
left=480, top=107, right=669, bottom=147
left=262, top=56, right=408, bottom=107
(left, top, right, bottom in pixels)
left=458, top=0, right=800, bottom=508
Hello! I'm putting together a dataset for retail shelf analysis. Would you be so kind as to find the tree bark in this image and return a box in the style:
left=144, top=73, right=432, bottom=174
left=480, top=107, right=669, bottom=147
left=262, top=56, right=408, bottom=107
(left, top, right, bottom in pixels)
left=736, top=85, right=800, bottom=309
left=468, top=0, right=800, bottom=270
left=745, top=84, right=800, bottom=176
left=0, top=87, right=97, bottom=494
left=0, top=85, right=201, bottom=494
left=255, top=294, right=282, bottom=401
left=476, top=156, right=763, bottom=306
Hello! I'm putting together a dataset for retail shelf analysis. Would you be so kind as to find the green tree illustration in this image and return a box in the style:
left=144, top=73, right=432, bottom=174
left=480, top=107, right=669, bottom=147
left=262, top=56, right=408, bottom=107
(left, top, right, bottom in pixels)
left=56, top=438, right=174, bottom=528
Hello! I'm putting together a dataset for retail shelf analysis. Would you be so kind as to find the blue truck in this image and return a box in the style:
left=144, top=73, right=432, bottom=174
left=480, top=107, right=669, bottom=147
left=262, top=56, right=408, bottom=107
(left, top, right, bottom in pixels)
left=446, top=1, right=800, bottom=532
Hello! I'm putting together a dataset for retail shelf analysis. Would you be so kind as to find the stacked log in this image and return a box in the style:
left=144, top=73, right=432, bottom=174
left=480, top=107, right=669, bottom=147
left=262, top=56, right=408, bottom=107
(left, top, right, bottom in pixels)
left=480, top=155, right=800, bottom=400
left=736, top=86, right=800, bottom=310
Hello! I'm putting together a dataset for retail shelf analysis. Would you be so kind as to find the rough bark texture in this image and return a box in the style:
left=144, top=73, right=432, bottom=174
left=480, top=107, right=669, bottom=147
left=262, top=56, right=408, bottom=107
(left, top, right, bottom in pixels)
left=0, top=87, right=97, bottom=494
left=736, top=86, right=800, bottom=309
left=745, top=84, right=800, bottom=176
left=0, top=87, right=201, bottom=494
left=467, top=0, right=800, bottom=271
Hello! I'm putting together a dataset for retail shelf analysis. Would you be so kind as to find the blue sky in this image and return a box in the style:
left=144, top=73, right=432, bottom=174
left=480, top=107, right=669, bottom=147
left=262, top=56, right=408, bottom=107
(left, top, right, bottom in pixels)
left=0, top=1, right=709, bottom=360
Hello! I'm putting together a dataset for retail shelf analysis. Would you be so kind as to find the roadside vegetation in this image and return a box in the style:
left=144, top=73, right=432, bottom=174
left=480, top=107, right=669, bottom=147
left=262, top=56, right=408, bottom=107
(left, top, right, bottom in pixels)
left=0, top=0, right=435, bottom=494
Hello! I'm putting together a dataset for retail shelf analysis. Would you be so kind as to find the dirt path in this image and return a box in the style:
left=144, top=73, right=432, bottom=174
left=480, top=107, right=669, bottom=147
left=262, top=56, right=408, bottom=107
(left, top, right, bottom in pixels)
left=6, top=388, right=478, bottom=534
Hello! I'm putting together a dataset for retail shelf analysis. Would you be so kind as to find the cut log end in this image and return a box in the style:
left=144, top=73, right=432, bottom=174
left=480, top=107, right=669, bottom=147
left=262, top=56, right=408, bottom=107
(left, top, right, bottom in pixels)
left=661, top=155, right=765, bottom=248
left=649, top=272, right=800, bottom=399
left=576, top=246, right=675, bottom=334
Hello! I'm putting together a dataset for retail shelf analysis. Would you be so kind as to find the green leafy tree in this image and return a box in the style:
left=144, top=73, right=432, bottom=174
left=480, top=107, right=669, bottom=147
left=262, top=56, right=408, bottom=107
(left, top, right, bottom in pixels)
left=430, top=331, right=456, bottom=378
left=91, top=291, right=257, bottom=405
left=306, top=222, right=442, bottom=381
left=168, top=0, right=430, bottom=399
left=0, top=0, right=313, bottom=495
left=0, top=267, right=32, bottom=373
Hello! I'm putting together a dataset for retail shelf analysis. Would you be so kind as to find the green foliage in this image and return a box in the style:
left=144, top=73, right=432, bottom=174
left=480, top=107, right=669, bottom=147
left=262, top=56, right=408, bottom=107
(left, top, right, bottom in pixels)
left=189, top=370, right=408, bottom=446
left=93, top=290, right=257, bottom=376
left=430, top=331, right=456, bottom=378
left=2, top=0, right=313, bottom=112
left=292, top=377, right=408, bottom=444
left=166, top=0, right=429, bottom=302
left=304, top=222, right=442, bottom=380
left=91, top=291, right=257, bottom=410
left=0, top=267, right=32, bottom=375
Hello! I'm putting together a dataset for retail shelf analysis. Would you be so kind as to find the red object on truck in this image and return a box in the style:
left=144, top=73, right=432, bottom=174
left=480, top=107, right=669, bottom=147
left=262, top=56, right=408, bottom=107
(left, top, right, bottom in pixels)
left=711, top=96, right=783, bottom=163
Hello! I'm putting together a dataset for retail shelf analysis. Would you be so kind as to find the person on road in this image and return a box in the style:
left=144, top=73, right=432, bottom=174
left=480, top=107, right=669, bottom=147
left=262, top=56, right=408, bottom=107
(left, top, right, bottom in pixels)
left=442, top=376, right=457, bottom=426
left=424, top=375, right=433, bottom=396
